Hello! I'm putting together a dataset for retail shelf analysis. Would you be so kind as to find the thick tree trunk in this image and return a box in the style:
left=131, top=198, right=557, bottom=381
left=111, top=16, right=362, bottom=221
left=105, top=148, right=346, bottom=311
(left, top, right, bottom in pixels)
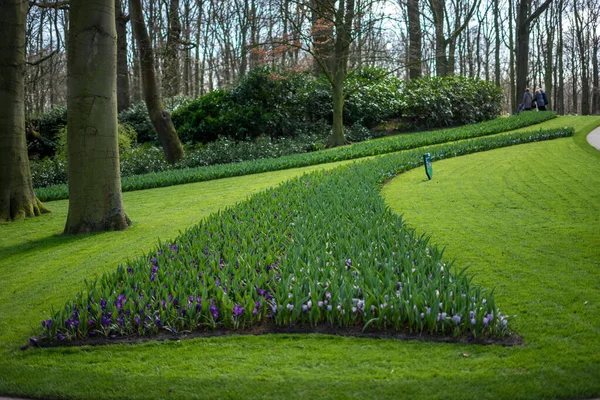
left=65, top=0, right=130, bottom=234
left=407, top=0, right=422, bottom=80
left=329, top=66, right=347, bottom=147
left=115, top=0, right=131, bottom=112
left=0, top=0, right=49, bottom=222
left=129, top=0, right=184, bottom=163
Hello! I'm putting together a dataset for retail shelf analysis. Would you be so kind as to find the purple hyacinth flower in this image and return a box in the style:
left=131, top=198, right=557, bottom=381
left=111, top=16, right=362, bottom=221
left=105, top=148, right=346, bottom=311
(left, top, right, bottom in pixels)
left=233, top=304, right=244, bottom=318
left=57, top=333, right=65, bottom=341
left=286, top=304, right=294, bottom=311
left=471, top=318, right=476, bottom=325
left=210, top=305, right=219, bottom=319
left=452, top=315, right=461, bottom=324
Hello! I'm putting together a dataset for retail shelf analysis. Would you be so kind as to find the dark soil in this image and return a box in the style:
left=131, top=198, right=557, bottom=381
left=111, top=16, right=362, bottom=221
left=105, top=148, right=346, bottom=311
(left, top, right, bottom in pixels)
left=23, top=321, right=523, bottom=350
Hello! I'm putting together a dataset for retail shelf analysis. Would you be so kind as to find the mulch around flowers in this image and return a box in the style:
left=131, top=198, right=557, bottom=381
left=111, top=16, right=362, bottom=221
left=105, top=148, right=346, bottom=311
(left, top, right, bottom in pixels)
left=23, top=322, right=523, bottom=350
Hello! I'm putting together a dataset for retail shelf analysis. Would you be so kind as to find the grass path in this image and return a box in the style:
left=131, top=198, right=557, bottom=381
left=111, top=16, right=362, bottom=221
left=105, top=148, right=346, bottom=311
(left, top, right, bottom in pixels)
left=1, top=116, right=599, bottom=399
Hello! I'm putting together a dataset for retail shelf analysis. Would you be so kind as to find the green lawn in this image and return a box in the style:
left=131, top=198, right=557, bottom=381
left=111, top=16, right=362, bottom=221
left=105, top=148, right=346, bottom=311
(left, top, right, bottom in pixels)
left=1, top=116, right=599, bottom=399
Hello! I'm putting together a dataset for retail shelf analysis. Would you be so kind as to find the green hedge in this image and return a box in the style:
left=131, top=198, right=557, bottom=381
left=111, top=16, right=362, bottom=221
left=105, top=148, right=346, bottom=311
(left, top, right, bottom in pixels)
left=399, top=76, right=503, bottom=128
left=35, top=112, right=557, bottom=202
left=37, top=122, right=573, bottom=343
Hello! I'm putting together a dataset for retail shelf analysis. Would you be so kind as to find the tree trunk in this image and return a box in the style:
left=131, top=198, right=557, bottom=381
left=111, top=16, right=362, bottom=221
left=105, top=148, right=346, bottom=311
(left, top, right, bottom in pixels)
left=65, top=0, right=130, bottom=234
left=116, top=0, right=131, bottom=112
left=129, top=0, right=184, bottom=163
left=0, top=0, right=49, bottom=222
left=592, top=37, right=600, bottom=115
left=407, top=0, right=422, bottom=79
left=573, top=0, right=589, bottom=115
left=515, top=0, right=552, bottom=112
left=430, top=0, right=448, bottom=76
left=327, top=0, right=354, bottom=148
left=164, top=0, right=181, bottom=97
left=493, top=0, right=500, bottom=86
left=557, top=0, right=564, bottom=114
left=543, top=5, right=554, bottom=110
left=311, top=0, right=335, bottom=77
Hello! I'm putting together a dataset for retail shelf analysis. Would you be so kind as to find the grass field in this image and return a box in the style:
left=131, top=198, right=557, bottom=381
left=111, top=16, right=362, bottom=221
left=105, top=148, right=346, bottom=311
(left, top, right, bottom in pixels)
left=1, top=116, right=599, bottom=399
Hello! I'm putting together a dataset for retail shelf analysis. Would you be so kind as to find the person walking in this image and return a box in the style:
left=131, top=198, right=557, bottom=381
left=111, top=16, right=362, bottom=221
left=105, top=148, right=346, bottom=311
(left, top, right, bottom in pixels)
left=522, top=88, right=534, bottom=111
left=535, top=89, right=547, bottom=111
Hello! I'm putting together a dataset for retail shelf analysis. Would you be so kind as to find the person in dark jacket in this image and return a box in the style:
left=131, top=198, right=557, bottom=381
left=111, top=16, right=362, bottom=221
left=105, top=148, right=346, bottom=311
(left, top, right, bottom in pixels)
left=535, top=89, right=547, bottom=111
left=522, top=88, right=533, bottom=111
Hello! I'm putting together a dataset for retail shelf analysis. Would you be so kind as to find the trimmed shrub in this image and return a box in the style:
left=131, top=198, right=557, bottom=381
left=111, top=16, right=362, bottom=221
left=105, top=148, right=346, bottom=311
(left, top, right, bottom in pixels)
left=398, top=76, right=503, bottom=128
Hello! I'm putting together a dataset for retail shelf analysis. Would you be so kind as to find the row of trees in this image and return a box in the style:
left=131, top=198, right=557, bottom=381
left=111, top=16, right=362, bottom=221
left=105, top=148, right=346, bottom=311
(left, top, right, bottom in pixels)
left=22, top=0, right=600, bottom=118
left=1, top=0, right=598, bottom=229
left=1, top=0, right=185, bottom=230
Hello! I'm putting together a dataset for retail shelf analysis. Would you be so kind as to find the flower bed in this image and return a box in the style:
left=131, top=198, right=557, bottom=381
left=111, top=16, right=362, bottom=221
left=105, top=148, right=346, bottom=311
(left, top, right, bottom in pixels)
left=35, top=125, right=573, bottom=344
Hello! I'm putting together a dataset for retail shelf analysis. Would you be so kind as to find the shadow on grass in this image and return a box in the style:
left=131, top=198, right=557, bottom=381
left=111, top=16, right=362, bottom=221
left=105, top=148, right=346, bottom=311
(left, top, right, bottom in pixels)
left=0, top=231, right=107, bottom=261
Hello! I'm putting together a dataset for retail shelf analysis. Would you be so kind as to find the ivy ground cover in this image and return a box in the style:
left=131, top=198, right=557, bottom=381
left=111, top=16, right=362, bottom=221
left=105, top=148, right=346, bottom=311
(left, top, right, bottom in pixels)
left=0, top=116, right=597, bottom=400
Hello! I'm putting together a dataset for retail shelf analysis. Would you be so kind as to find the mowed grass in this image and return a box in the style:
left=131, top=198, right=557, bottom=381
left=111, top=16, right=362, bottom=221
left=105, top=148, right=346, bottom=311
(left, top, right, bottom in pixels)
left=0, top=116, right=599, bottom=399
left=382, top=115, right=600, bottom=397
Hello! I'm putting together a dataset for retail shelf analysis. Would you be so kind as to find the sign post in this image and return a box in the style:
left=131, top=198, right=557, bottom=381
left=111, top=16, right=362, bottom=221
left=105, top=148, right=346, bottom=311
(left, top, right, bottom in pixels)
left=423, top=153, right=432, bottom=180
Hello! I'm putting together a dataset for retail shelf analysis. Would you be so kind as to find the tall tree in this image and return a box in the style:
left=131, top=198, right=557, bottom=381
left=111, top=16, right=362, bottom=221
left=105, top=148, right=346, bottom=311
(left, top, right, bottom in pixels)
left=115, top=0, right=131, bottom=112
left=0, top=0, right=49, bottom=222
left=129, top=0, right=184, bottom=163
left=573, top=0, right=590, bottom=114
left=428, top=0, right=479, bottom=76
left=311, top=0, right=336, bottom=77
left=65, top=0, right=130, bottom=233
left=515, top=0, right=552, bottom=112
left=164, top=0, right=181, bottom=97
left=406, top=0, right=422, bottom=79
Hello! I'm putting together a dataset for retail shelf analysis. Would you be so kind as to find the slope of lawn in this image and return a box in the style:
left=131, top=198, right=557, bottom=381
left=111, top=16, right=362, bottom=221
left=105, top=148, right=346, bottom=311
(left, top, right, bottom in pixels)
left=0, top=116, right=598, bottom=400
left=381, top=115, right=600, bottom=398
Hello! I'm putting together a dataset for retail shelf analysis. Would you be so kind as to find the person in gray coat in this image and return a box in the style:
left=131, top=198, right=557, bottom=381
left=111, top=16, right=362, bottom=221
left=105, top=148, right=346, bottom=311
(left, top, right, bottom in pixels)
left=522, top=88, right=533, bottom=111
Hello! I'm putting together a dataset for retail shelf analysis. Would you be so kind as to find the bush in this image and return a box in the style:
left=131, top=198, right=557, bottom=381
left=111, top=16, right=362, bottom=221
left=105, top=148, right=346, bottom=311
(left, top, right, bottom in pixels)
left=173, top=68, right=319, bottom=143
left=27, top=106, right=68, bottom=157
left=398, top=76, right=503, bottom=129
left=55, top=123, right=137, bottom=157
left=171, top=90, right=234, bottom=143
left=30, top=156, right=68, bottom=189
left=118, top=102, right=157, bottom=144
left=34, top=112, right=558, bottom=199
left=343, top=68, right=404, bottom=128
